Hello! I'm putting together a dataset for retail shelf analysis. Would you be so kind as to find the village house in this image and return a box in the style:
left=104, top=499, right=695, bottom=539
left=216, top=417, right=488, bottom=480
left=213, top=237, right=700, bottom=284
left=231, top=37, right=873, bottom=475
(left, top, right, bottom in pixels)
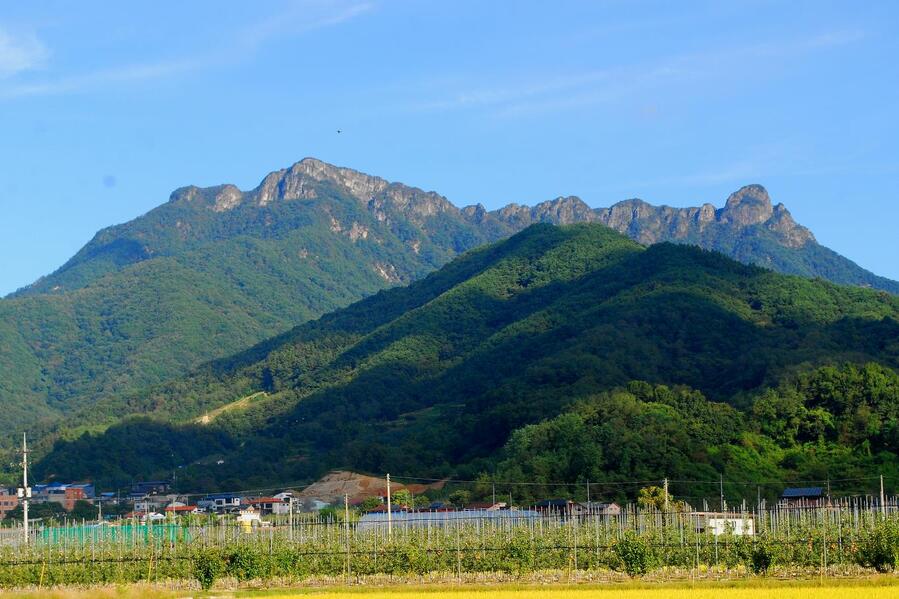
left=33, top=482, right=95, bottom=511
left=96, top=492, right=118, bottom=505
left=464, top=501, right=507, bottom=511
left=124, top=511, right=166, bottom=522
left=274, top=490, right=298, bottom=502
left=244, top=497, right=290, bottom=516
left=690, top=511, right=755, bottom=536
left=0, top=488, right=18, bottom=520
left=533, top=499, right=588, bottom=517
left=198, top=493, right=243, bottom=513
left=128, top=481, right=171, bottom=501
left=134, top=494, right=185, bottom=514
left=237, top=506, right=271, bottom=530
left=164, top=505, right=201, bottom=517
left=585, top=501, right=622, bottom=516
left=780, top=487, right=827, bottom=508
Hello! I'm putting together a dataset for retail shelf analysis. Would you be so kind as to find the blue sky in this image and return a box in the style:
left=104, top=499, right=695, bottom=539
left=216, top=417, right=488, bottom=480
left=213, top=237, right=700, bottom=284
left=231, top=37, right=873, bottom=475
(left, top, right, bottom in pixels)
left=1, top=0, right=897, bottom=295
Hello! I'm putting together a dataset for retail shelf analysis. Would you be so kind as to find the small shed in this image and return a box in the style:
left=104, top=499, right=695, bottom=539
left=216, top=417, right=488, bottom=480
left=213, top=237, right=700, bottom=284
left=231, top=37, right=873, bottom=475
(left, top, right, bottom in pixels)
left=780, top=487, right=826, bottom=507
left=464, top=502, right=507, bottom=511
left=534, top=499, right=588, bottom=517
left=691, top=511, right=755, bottom=536
left=586, top=501, right=621, bottom=516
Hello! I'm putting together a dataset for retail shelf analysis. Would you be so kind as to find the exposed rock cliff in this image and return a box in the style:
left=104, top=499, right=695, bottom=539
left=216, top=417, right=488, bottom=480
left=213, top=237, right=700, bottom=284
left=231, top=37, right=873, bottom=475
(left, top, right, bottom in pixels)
left=590, top=184, right=815, bottom=249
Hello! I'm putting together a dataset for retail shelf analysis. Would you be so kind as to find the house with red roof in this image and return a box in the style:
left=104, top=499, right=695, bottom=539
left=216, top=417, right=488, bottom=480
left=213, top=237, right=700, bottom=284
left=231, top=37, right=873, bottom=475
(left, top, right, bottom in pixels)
left=244, top=497, right=289, bottom=515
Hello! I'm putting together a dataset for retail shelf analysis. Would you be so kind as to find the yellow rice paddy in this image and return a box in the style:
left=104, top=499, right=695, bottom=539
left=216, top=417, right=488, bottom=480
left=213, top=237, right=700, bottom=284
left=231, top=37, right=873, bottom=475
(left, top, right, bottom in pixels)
left=4, top=582, right=899, bottom=598
left=270, top=588, right=899, bottom=599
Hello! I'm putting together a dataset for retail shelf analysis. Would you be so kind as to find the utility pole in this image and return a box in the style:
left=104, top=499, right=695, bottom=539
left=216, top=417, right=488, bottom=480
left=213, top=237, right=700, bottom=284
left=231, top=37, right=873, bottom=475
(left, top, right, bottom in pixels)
left=663, top=478, right=669, bottom=514
left=586, top=479, right=590, bottom=505
left=492, top=481, right=496, bottom=506
left=719, top=474, right=725, bottom=512
left=18, top=433, right=31, bottom=543
left=880, top=474, right=886, bottom=516
left=386, top=474, right=392, bottom=537
left=344, top=493, right=351, bottom=578
left=288, top=497, right=294, bottom=542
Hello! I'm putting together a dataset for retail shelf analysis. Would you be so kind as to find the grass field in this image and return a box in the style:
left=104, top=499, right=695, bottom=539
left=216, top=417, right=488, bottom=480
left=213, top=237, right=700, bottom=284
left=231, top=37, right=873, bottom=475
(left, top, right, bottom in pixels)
left=263, top=590, right=899, bottom=599
left=5, top=581, right=899, bottom=599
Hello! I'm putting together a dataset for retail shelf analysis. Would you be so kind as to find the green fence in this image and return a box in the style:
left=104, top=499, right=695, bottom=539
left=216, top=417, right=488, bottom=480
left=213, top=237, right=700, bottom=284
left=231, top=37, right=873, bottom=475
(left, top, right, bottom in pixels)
left=38, top=523, right=191, bottom=545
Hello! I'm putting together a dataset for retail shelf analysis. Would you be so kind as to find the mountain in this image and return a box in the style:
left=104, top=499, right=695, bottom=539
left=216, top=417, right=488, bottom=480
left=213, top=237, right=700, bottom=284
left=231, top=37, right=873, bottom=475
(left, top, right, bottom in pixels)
left=36, top=223, right=899, bottom=490
left=2, top=158, right=896, bottom=449
left=488, top=185, right=899, bottom=293
left=595, top=185, right=899, bottom=293
left=13, top=160, right=897, bottom=301
left=0, top=159, right=495, bottom=441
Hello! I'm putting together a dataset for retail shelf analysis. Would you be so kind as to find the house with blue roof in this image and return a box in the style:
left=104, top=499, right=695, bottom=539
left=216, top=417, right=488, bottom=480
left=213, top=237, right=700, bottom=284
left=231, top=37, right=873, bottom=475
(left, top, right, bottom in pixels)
left=780, top=487, right=826, bottom=507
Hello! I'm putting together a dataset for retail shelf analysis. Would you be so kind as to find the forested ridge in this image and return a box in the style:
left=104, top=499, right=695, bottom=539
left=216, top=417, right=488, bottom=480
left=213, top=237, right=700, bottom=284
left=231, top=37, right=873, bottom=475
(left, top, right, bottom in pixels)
left=33, top=223, right=899, bottom=496
left=3, top=158, right=896, bottom=465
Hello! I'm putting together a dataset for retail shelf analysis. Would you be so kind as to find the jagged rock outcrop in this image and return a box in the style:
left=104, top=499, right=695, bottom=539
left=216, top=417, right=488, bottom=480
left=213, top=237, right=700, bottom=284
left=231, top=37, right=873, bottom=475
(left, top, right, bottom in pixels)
left=163, top=163, right=814, bottom=257
left=15, top=158, right=890, bottom=301
left=589, top=184, right=815, bottom=250
left=492, top=196, right=599, bottom=228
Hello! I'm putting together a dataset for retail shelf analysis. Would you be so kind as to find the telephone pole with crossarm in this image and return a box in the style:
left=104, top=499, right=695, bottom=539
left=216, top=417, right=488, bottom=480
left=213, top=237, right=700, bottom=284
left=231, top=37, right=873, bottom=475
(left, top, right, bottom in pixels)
left=17, top=433, right=32, bottom=543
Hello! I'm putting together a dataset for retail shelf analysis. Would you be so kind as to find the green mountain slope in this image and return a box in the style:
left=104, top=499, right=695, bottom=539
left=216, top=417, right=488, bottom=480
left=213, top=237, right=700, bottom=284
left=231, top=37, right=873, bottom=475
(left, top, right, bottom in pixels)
left=0, top=159, right=497, bottom=440
left=36, top=224, right=899, bottom=489
left=3, top=158, right=896, bottom=452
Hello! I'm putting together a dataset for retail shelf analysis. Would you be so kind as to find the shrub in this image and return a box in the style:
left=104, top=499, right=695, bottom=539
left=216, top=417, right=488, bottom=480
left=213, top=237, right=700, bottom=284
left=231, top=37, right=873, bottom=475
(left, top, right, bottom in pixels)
left=614, top=534, right=653, bottom=577
left=227, top=544, right=266, bottom=581
left=856, top=520, right=899, bottom=573
left=192, top=547, right=225, bottom=590
left=749, top=538, right=774, bottom=575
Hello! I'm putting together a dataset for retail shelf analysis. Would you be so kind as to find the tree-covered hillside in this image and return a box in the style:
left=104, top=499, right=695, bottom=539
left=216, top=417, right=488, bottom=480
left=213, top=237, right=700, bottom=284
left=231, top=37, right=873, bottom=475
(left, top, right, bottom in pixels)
left=36, top=224, right=899, bottom=491
left=495, top=363, right=899, bottom=503
left=4, top=158, right=897, bottom=459
left=0, top=160, right=498, bottom=442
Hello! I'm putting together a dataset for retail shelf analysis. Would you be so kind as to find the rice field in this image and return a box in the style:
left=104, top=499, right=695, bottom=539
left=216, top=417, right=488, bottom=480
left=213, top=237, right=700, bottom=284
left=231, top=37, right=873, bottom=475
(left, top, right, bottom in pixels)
left=264, top=588, right=899, bottom=599
left=3, top=581, right=899, bottom=599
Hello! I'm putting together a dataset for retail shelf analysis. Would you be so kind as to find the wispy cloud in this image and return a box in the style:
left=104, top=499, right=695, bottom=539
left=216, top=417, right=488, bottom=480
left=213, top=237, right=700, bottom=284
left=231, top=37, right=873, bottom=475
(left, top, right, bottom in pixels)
left=239, top=1, right=372, bottom=48
left=0, top=56, right=211, bottom=99
left=410, top=28, right=866, bottom=118
left=0, top=1, right=372, bottom=99
left=0, top=27, right=49, bottom=78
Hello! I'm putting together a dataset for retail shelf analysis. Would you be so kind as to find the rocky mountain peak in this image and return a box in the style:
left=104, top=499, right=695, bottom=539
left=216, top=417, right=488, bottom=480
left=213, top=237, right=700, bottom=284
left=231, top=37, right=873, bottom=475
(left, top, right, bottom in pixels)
left=212, top=185, right=243, bottom=212
left=537, top=196, right=599, bottom=223
left=719, top=184, right=773, bottom=226
left=168, top=185, right=202, bottom=204
left=167, top=184, right=245, bottom=213
left=292, top=157, right=390, bottom=201
left=494, top=196, right=597, bottom=227
left=581, top=184, right=815, bottom=249
left=248, top=158, right=390, bottom=207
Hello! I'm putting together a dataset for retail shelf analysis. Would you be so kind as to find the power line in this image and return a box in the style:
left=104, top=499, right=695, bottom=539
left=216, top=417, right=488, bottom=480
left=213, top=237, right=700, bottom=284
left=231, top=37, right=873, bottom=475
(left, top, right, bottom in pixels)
left=386, top=473, right=891, bottom=489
